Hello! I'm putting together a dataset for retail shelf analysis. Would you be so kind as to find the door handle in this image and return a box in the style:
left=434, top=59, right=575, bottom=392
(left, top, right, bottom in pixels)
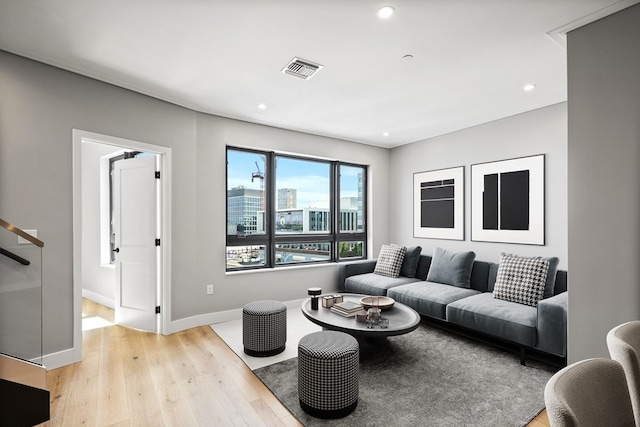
left=113, top=248, right=120, bottom=253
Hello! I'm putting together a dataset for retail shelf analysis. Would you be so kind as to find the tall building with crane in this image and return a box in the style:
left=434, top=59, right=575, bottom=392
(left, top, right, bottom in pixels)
left=251, top=162, right=265, bottom=211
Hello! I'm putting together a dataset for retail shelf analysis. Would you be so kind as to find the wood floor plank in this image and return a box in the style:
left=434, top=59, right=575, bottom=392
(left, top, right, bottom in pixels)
left=120, top=330, right=166, bottom=426
left=63, top=325, right=108, bottom=426
left=182, top=327, right=261, bottom=404
left=169, top=331, right=235, bottom=426
left=45, top=364, right=74, bottom=426
left=96, top=325, right=129, bottom=426
left=140, top=332, right=201, bottom=426
left=195, top=326, right=296, bottom=424
left=202, top=329, right=295, bottom=421
left=186, top=339, right=267, bottom=426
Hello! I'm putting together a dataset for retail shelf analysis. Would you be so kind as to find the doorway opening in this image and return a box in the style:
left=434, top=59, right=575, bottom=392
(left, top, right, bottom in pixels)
left=72, top=130, right=172, bottom=363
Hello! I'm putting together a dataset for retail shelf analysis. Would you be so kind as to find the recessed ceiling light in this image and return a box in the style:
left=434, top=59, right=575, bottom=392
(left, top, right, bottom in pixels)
left=403, top=54, right=414, bottom=60
left=524, top=83, right=537, bottom=92
left=257, top=103, right=267, bottom=110
left=382, top=132, right=390, bottom=137
left=377, top=6, right=395, bottom=19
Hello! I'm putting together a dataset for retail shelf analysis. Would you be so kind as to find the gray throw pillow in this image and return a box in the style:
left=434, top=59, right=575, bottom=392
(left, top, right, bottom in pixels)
left=426, top=247, right=476, bottom=288
left=493, top=254, right=550, bottom=307
left=374, top=244, right=407, bottom=278
left=542, top=256, right=560, bottom=298
left=399, top=246, right=422, bottom=278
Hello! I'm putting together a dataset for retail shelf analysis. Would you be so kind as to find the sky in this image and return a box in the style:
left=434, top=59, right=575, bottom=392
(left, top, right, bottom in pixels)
left=227, top=150, right=361, bottom=208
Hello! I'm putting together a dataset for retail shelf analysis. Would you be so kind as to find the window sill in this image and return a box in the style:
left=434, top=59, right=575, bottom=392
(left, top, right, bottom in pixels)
left=225, top=261, right=342, bottom=276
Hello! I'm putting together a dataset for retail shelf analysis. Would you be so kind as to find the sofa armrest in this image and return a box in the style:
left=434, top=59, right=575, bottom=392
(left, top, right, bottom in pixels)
left=338, top=259, right=377, bottom=291
left=536, top=292, right=567, bottom=357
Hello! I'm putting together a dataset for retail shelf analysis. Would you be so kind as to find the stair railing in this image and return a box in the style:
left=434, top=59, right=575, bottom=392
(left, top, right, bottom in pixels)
left=0, top=218, right=49, bottom=425
left=0, top=218, right=44, bottom=362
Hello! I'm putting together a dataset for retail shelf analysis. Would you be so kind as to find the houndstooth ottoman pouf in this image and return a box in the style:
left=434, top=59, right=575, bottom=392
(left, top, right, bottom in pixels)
left=242, top=300, right=287, bottom=357
left=298, top=331, right=359, bottom=419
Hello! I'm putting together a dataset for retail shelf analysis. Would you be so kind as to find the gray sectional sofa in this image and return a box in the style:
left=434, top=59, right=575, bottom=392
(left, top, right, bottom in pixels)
left=338, top=252, right=567, bottom=364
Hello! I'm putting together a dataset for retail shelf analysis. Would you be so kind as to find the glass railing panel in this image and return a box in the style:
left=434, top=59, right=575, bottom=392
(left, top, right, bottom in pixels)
left=0, top=220, right=43, bottom=365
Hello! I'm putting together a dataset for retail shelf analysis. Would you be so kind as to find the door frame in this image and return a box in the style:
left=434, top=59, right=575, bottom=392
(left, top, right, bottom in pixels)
left=72, top=129, right=172, bottom=363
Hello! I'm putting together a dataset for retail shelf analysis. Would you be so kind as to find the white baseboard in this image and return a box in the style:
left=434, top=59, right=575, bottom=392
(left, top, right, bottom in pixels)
left=82, top=289, right=115, bottom=309
left=42, top=348, right=76, bottom=371
left=168, top=298, right=306, bottom=334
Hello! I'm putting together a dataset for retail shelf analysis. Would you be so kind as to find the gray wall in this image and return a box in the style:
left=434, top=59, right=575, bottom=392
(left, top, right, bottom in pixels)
left=567, top=4, right=640, bottom=361
left=389, top=103, right=568, bottom=269
left=186, top=113, right=390, bottom=321
left=0, top=50, right=390, bottom=357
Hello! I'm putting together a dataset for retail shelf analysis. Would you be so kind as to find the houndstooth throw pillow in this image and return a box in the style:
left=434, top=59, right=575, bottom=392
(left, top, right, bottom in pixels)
left=374, top=244, right=407, bottom=278
left=493, top=254, right=550, bottom=307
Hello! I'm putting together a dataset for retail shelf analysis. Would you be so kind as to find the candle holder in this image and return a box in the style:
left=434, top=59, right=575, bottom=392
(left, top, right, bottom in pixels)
left=308, top=287, right=322, bottom=310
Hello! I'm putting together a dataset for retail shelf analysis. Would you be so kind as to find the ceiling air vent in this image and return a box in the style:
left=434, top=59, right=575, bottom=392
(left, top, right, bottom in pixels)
left=281, top=57, right=323, bottom=80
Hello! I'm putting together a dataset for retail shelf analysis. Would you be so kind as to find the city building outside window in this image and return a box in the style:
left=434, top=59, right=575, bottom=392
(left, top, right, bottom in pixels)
left=226, top=147, right=367, bottom=270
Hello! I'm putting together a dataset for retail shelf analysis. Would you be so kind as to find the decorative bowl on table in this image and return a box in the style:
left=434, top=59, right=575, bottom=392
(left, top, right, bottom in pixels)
left=360, top=296, right=395, bottom=310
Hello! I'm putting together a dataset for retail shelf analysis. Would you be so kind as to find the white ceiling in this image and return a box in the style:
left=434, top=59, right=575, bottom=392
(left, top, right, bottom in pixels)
left=0, top=0, right=637, bottom=148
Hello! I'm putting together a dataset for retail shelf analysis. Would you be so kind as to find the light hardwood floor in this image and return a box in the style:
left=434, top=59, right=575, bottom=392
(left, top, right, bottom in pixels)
left=39, top=299, right=549, bottom=426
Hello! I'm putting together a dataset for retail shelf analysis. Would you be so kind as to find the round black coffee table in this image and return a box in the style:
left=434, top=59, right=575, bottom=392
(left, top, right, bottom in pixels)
left=301, top=293, right=420, bottom=339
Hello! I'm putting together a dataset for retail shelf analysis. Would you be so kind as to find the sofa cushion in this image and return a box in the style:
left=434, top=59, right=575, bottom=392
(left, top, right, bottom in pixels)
left=388, top=282, right=480, bottom=320
left=553, top=270, right=567, bottom=295
left=344, top=273, right=418, bottom=296
left=493, top=254, right=549, bottom=307
left=414, top=255, right=432, bottom=281
left=469, top=261, right=492, bottom=292
left=541, top=256, right=560, bottom=298
left=399, top=246, right=422, bottom=278
left=374, top=244, right=406, bottom=278
left=446, top=293, right=537, bottom=347
left=426, top=247, right=476, bottom=288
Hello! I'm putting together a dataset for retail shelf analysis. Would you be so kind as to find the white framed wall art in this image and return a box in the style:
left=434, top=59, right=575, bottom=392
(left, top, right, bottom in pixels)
left=413, top=166, right=464, bottom=240
left=471, top=154, right=545, bottom=245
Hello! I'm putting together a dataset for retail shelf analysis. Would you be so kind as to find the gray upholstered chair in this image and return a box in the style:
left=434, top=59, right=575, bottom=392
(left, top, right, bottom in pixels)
left=544, top=358, right=636, bottom=427
left=608, top=320, right=640, bottom=425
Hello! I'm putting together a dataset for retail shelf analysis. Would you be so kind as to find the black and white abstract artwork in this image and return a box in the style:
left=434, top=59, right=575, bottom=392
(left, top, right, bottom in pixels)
left=471, top=154, right=545, bottom=245
left=413, top=166, right=464, bottom=240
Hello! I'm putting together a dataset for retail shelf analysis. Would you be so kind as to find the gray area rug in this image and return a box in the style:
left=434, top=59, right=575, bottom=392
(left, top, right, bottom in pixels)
left=254, top=323, right=557, bottom=426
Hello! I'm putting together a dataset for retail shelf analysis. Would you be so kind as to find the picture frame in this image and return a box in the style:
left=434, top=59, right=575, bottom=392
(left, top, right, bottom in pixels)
left=471, top=154, right=545, bottom=245
left=413, top=166, right=464, bottom=240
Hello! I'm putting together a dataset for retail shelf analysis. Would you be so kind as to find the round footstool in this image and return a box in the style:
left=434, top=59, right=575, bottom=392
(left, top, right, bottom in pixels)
left=243, top=300, right=287, bottom=357
left=298, top=331, right=359, bottom=419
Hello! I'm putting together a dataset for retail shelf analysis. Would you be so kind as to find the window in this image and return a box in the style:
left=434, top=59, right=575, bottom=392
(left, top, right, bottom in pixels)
left=226, top=147, right=367, bottom=270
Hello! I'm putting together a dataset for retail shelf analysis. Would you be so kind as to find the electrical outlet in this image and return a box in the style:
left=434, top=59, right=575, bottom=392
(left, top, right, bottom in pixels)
left=207, top=284, right=214, bottom=295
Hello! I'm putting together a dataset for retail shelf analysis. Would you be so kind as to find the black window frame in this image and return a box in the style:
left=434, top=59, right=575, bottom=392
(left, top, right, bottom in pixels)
left=226, top=147, right=367, bottom=271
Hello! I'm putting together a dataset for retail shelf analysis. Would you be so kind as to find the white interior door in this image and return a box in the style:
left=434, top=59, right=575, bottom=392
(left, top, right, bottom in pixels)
left=113, top=155, right=158, bottom=332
